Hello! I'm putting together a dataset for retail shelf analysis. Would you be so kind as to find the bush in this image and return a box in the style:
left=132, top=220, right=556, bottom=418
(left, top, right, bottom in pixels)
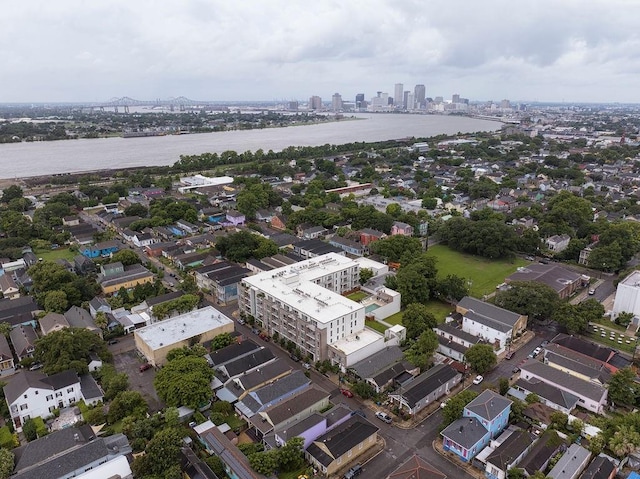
left=0, top=426, right=17, bottom=449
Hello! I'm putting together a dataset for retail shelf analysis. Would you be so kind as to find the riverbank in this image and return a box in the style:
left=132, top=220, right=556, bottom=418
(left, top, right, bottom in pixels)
left=0, top=114, right=502, bottom=179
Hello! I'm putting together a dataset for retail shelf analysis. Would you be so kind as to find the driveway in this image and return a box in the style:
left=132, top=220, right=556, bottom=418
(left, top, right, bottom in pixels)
left=112, top=348, right=164, bottom=412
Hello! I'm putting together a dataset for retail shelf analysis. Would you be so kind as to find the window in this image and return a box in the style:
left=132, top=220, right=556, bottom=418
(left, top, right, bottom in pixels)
left=55, top=392, right=63, bottom=398
left=67, top=387, right=74, bottom=393
left=23, top=394, right=27, bottom=399
left=46, top=395, right=53, bottom=401
left=20, top=404, right=28, bottom=411
left=35, top=391, right=38, bottom=395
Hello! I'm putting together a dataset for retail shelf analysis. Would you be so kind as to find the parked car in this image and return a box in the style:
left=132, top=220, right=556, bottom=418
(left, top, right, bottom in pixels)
left=512, top=367, right=521, bottom=374
left=541, top=340, right=549, bottom=347
left=259, top=332, right=270, bottom=342
left=139, top=363, right=152, bottom=372
left=472, top=375, right=484, bottom=385
left=375, top=411, right=392, bottom=424
left=237, top=318, right=245, bottom=325
left=533, top=346, right=542, bottom=357
left=340, top=388, right=354, bottom=398
left=107, top=339, right=118, bottom=345
left=505, top=351, right=514, bottom=360
left=302, top=362, right=311, bottom=370
left=344, top=464, right=363, bottom=479
left=589, top=288, right=596, bottom=295
left=440, top=399, right=450, bottom=409
left=290, top=354, right=301, bottom=362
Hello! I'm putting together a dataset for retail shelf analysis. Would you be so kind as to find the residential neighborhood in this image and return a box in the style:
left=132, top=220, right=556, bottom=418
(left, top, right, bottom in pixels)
left=2, top=115, right=640, bottom=479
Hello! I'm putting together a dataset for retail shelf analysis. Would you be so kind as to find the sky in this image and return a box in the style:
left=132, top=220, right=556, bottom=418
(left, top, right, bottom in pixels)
left=2, top=0, right=640, bottom=104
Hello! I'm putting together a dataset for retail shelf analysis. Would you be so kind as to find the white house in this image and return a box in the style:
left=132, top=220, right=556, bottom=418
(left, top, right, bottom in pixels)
left=456, top=297, right=528, bottom=354
left=613, top=270, right=640, bottom=318
left=4, top=370, right=85, bottom=431
left=546, top=234, right=571, bottom=254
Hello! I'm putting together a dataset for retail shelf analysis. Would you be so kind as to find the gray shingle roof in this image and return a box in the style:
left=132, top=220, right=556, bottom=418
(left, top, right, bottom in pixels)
left=223, top=348, right=275, bottom=378
left=514, top=377, right=580, bottom=410
left=399, top=364, right=460, bottom=408
left=350, top=346, right=404, bottom=379
left=209, top=340, right=261, bottom=367
left=237, top=359, right=291, bottom=390
left=465, top=389, right=512, bottom=422
left=486, top=429, right=534, bottom=470
left=441, top=416, right=488, bottom=450
left=458, top=296, right=522, bottom=327
left=548, top=444, right=591, bottom=479
left=520, top=359, right=607, bottom=402
left=263, top=386, right=329, bottom=426
left=579, top=455, right=616, bottom=479
left=306, top=416, right=378, bottom=467
left=237, top=371, right=310, bottom=416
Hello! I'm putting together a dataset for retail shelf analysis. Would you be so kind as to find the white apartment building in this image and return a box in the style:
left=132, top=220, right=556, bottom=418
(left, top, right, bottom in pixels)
left=239, top=253, right=388, bottom=366
left=613, top=270, right=640, bottom=318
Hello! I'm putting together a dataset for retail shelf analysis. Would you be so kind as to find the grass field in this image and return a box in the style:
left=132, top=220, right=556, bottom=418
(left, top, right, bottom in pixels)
left=366, top=320, right=388, bottom=333
left=385, top=311, right=403, bottom=325
left=34, top=247, right=76, bottom=262
left=347, top=291, right=368, bottom=302
left=423, top=301, right=454, bottom=323
left=425, top=245, right=527, bottom=297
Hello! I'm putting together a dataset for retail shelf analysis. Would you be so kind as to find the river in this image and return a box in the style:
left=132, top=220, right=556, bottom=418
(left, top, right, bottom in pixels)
left=0, top=114, right=501, bottom=179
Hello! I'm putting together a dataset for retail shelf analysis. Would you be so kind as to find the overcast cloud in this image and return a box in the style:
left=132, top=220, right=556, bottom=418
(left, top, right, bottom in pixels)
left=2, top=0, right=639, bottom=103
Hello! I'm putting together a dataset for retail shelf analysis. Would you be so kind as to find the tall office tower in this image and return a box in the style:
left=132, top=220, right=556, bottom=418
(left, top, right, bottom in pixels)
left=414, top=84, right=426, bottom=107
left=309, top=96, right=323, bottom=110
left=331, top=93, right=343, bottom=112
left=406, top=92, right=415, bottom=110
left=403, top=91, right=410, bottom=109
left=394, top=83, right=404, bottom=107
left=355, top=93, right=365, bottom=109
left=452, top=93, right=461, bottom=104
left=500, top=99, right=511, bottom=109
left=288, top=101, right=299, bottom=111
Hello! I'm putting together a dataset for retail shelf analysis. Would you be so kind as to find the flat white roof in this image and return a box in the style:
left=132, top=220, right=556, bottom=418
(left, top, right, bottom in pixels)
left=621, top=271, right=640, bottom=287
left=329, top=328, right=384, bottom=356
left=135, top=306, right=232, bottom=350
left=180, top=174, right=234, bottom=186
left=244, top=252, right=357, bottom=285
left=354, top=256, right=387, bottom=272
left=243, top=253, right=364, bottom=324
left=254, top=277, right=363, bottom=324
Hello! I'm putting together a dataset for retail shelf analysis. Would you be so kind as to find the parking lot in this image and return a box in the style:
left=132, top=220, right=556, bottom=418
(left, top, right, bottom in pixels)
left=112, top=348, right=164, bottom=413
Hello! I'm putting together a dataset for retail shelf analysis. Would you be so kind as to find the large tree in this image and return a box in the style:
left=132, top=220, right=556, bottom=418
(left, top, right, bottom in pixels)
left=153, top=355, right=214, bottom=408
left=369, top=235, right=423, bottom=263
left=132, top=427, right=184, bottom=478
left=34, top=328, right=110, bottom=375
left=494, top=281, right=559, bottom=321
left=404, top=329, right=439, bottom=369
left=464, top=343, right=497, bottom=374
left=608, top=368, right=639, bottom=407
left=441, top=389, right=479, bottom=427
left=402, top=303, right=438, bottom=341
left=395, top=254, right=439, bottom=306
left=108, top=390, right=148, bottom=423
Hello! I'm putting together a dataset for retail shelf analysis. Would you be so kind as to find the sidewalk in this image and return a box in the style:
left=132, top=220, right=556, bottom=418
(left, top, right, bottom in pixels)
left=433, top=439, right=485, bottom=479
left=329, top=436, right=386, bottom=479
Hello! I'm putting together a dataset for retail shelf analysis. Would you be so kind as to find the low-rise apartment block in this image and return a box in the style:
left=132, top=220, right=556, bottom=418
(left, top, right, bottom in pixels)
left=240, top=253, right=389, bottom=365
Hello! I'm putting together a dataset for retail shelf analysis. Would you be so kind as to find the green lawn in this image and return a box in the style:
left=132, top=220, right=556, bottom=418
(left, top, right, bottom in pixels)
left=385, top=311, right=404, bottom=325
left=34, top=247, right=76, bottom=262
left=422, top=301, right=454, bottom=323
left=584, top=330, right=638, bottom=354
left=347, top=291, right=369, bottom=302
left=366, top=320, right=388, bottom=333
left=425, top=245, right=527, bottom=297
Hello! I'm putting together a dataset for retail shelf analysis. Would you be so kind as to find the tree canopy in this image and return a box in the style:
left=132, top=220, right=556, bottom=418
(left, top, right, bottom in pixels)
left=34, top=328, right=110, bottom=375
left=402, top=303, right=437, bottom=341
left=441, top=389, right=479, bottom=427
left=215, top=230, right=278, bottom=263
left=404, top=329, right=439, bottom=369
left=464, top=343, right=497, bottom=374
left=369, top=235, right=423, bottom=263
left=494, top=281, right=559, bottom=321
left=153, top=355, right=214, bottom=408
left=395, top=254, right=439, bottom=306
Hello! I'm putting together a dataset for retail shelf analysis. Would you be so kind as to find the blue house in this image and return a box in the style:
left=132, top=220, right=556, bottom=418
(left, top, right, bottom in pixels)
left=441, top=390, right=512, bottom=462
left=80, top=240, right=120, bottom=259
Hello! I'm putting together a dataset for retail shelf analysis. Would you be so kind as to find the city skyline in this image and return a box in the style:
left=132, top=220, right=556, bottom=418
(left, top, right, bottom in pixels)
left=2, top=0, right=639, bottom=104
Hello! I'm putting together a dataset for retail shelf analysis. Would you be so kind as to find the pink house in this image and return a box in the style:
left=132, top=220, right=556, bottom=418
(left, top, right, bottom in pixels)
left=391, top=221, right=414, bottom=236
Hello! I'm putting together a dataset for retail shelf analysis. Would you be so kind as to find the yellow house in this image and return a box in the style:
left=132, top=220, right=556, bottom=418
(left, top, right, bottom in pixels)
left=134, top=306, right=234, bottom=366
left=99, top=262, right=155, bottom=294
left=306, top=416, right=378, bottom=477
